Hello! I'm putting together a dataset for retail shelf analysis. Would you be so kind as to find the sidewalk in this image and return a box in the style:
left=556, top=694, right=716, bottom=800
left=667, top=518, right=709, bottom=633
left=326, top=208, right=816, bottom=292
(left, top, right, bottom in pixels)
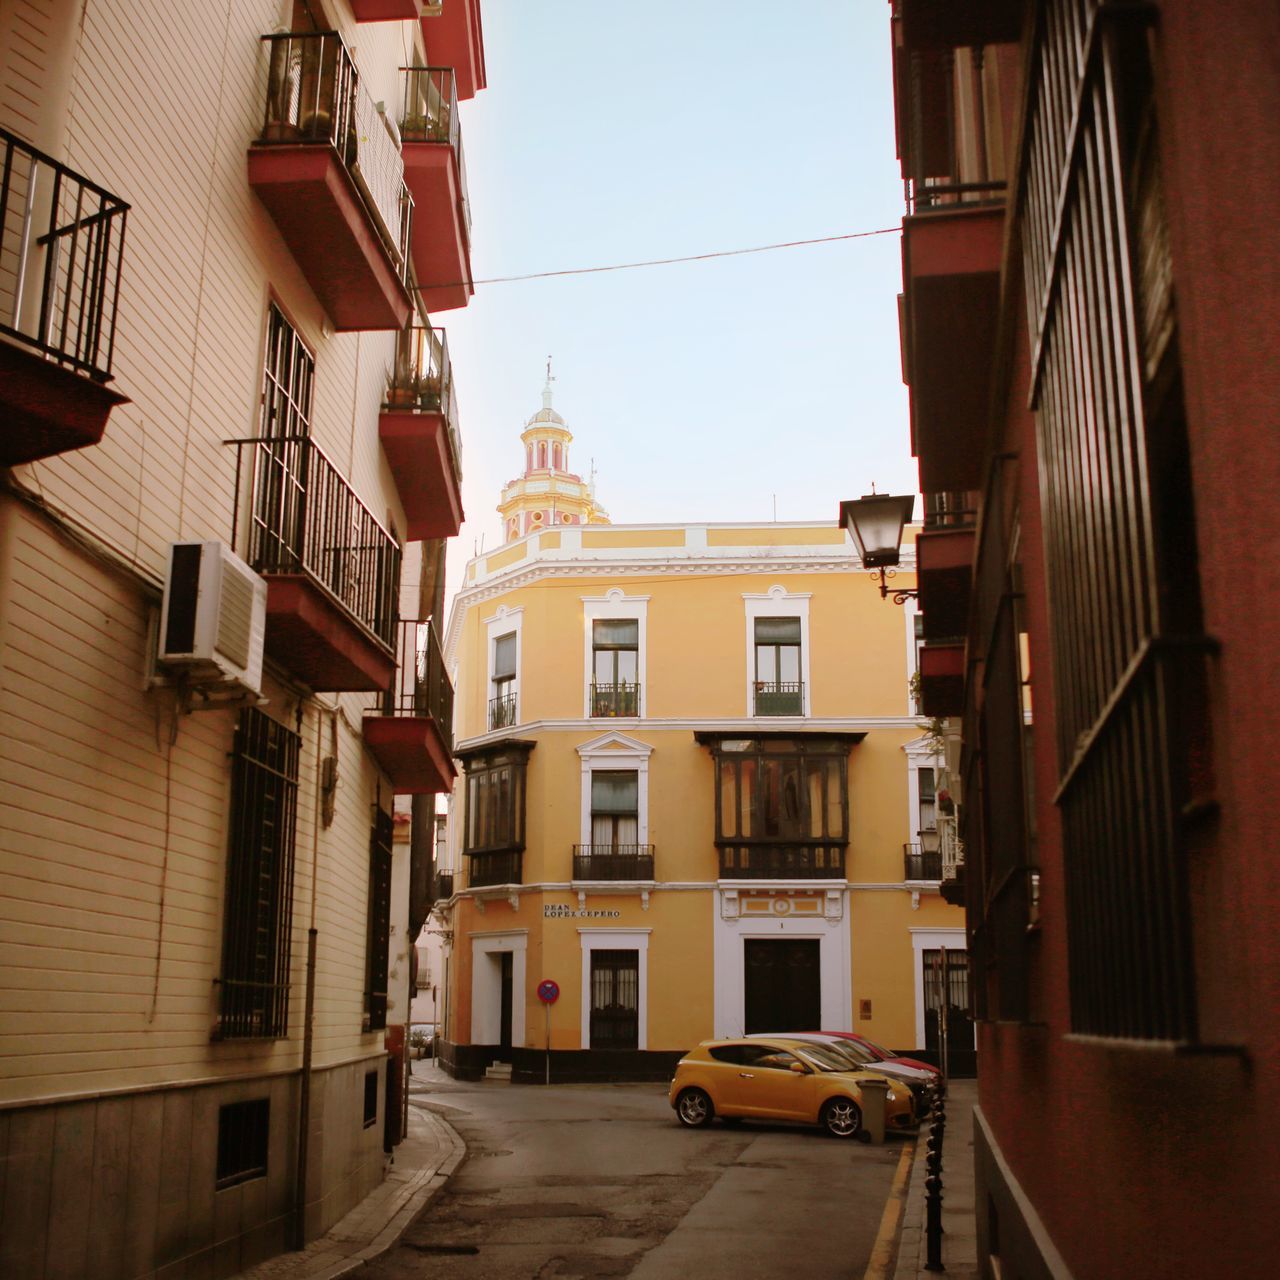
left=892, top=1079, right=979, bottom=1280
left=233, top=1063, right=465, bottom=1280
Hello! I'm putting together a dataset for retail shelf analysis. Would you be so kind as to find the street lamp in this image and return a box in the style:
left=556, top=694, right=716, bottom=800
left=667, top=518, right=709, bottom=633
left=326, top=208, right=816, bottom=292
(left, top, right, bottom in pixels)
left=839, top=492, right=918, bottom=604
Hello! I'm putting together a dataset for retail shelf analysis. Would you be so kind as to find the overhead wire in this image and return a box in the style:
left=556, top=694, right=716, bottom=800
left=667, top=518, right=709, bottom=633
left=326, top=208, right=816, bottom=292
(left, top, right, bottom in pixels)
left=412, top=226, right=903, bottom=293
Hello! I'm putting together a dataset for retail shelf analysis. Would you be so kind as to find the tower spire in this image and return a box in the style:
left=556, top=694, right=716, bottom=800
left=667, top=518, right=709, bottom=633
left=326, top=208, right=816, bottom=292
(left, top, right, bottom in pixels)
left=543, top=355, right=555, bottom=410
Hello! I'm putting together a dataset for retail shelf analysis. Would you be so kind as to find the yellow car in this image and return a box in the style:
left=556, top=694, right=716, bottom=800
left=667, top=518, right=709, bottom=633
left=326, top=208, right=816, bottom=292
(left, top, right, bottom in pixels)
left=668, top=1037, right=915, bottom=1138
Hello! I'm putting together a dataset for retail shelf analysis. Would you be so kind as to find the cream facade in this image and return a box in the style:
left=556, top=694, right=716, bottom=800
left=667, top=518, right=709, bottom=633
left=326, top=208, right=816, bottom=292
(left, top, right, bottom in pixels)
left=436, top=521, right=968, bottom=1081
left=0, top=2, right=477, bottom=1276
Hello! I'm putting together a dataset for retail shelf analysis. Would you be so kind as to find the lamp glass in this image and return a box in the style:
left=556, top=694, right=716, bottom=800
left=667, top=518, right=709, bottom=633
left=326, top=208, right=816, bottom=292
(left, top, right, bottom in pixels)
left=842, top=494, right=915, bottom=568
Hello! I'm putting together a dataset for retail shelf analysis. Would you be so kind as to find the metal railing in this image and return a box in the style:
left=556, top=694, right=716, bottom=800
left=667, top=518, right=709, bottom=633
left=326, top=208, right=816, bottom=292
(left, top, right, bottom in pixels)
left=938, top=814, right=963, bottom=880
left=400, top=66, right=471, bottom=242
left=922, top=491, right=979, bottom=529
left=228, top=434, right=401, bottom=650
left=488, top=691, right=517, bottom=731
left=433, top=871, right=454, bottom=900
left=467, top=850, right=522, bottom=887
left=373, top=618, right=453, bottom=746
left=385, top=324, right=462, bottom=478
left=0, top=128, right=129, bottom=379
left=905, top=842, right=943, bottom=881
left=906, top=177, right=1007, bottom=215
left=590, top=681, right=640, bottom=717
left=718, top=842, right=845, bottom=879
left=257, top=32, right=411, bottom=277
left=572, top=845, right=655, bottom=881
left=753, top=681, right=804, bottom=716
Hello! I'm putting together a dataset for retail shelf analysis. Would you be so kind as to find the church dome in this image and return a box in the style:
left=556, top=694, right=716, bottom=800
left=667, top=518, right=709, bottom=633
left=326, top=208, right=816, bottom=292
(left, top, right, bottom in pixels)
left=526, top=405, right=565, bottom=426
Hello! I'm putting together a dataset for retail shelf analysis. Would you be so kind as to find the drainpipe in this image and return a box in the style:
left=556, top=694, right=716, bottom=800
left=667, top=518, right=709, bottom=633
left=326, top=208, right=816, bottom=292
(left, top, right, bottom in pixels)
left=293, top=706, right=324, bottom=1250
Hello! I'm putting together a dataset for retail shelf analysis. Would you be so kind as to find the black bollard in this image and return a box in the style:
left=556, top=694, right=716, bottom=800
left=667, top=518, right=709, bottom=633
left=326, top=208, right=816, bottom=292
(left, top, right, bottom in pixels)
left=924, top=1172, right=945, bottom=1270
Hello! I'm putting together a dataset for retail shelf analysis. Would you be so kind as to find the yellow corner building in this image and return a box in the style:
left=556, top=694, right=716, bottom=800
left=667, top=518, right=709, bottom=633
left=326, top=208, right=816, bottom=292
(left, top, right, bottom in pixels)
left=435, top=388, right=968, bottom=1081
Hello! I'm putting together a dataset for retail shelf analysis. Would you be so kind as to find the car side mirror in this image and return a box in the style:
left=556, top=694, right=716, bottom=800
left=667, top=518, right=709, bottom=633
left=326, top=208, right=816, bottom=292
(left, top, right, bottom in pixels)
left=789, top=1061, right=808, bottom=1074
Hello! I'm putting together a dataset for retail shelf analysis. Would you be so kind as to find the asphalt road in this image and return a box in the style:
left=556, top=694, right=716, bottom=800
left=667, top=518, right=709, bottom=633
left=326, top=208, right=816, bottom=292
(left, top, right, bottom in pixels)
left=364, top=1069, right=909, bottom=1280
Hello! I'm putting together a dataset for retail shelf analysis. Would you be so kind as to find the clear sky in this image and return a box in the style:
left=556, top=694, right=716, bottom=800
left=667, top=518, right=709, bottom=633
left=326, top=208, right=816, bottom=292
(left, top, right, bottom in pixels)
left=440, top=0, right=912, bottom=588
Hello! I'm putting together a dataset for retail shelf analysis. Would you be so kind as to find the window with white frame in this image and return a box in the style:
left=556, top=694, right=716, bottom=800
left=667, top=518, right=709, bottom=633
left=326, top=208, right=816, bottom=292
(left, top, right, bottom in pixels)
left=484, top=607, right=523, bottom=732
left=744, top=588, right=811, bottom=717
left=575, top=733, right=653, bottom=881
left=582, top=591, right=648, bottom=719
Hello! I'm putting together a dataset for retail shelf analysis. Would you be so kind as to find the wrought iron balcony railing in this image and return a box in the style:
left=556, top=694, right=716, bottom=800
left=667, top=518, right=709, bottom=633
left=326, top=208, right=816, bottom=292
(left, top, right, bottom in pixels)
left=374, top=618, right=453, bottom=741
left=0, top=128, right=129, bottom=379
left=228, top=434, right=401, bottom=649
left=938, top=814, right=964, bottom=880
left=488, top=691, right=517, bottom=731
left=572, top=845, right=655, bottom=881
left=922, top=491, right=979, bottom=529
left=590, top=681, right=640, bottom=718
left=718, top=842, right=846, bottom=880
left=467, top=850, right=522, bottom=887
left=400, top=66, right=472, bottom=241
left=385, top=324, right=462, bottom=476
left=904, top=841, right=943, bottom=882
left=257, top=32, right=412, bottom=276
left=906, top=177, right=1007, bottom=215
left=753, top=680, right=804, bottom=716
left=433, top=871, right=454, bottom=900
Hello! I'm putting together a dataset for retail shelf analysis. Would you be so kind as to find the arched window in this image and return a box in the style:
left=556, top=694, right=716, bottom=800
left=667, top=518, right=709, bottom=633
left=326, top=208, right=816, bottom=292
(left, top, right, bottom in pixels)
left=538, top=441, right=547, bottom=469
left=526, top=445, right=533, bottom=472
left=553, top=443, right=562, bottom=470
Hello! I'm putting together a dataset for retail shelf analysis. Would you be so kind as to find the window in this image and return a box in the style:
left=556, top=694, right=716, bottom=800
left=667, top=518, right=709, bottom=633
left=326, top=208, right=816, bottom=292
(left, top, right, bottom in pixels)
left=490, top=631, right=517, bottom=729
left=589, top=950, right=639, bottom=1050
left=363, top=1071, right=378, bottom=1128
left=260, top=302, right=313, bottom=441
left=364, top=808, right=392, bottom=1032
left=461, top=742, right=534, bottom=887
left=217, top=1099, right=269, bottom=1189
left=703, top=736, right=850, bottom=878
left=591, top=770, right=638, bottom=847
left=754, top=616, right=802, bottom=715
left=917, top=766, right=936, bottom=836
left=591, top=619, right=639, bottom=716
left=218, top=708, right=300, bottom=1039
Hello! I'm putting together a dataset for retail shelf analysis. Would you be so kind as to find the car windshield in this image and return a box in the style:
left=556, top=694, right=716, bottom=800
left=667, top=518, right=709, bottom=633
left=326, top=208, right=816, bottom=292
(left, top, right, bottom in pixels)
left=858, top=1036, right=894, bottom=1058
left=794, top=1043, right=863, bottom=1073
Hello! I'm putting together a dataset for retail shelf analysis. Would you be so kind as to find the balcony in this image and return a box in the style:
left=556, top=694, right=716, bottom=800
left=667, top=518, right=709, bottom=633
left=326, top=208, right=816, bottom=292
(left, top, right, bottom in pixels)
left=904, top=841, right=943, bottom=882
left=590, top=681, right=640, bottom=718
left=380, top=325, right=463, bottom=539
left=399, top=67, right=473, bottom=313
left=488, top=691, right=517, bottom=731
left=248, top=33, right=413, bottom=332
left=467, top=850, right=521, bottom=887
left=420, top=0, right=486, bottom=100
left=363, top=618, right=456, bottom=793
left=718, top=842, right=846, bottom=880
left=916, top=492, right=977, bottom=642
left=433, top=871, right=454, bottom=899
left=753, top=681, right=804, bottom=717
left=918, top=640, right=965, bottom=718
left=572, top=845, right=655, bottom=882
left=0, top=129, right=130, bottom=466
left=351, top=0, right=421, bottom=20
left=229, top=435, right=400, bottom=691
left=896, top=0, right=1025, bottom=51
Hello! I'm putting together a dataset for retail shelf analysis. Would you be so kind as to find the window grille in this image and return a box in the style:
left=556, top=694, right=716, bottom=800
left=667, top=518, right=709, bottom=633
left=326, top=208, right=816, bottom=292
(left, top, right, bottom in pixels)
left=1018, top=0, right=1211, bottom=1041
left=217, top=708, right=300, bottom=1039
left=590, top=950, right=639, bottom=1050
left=365, top=808, right=392, bottom=1032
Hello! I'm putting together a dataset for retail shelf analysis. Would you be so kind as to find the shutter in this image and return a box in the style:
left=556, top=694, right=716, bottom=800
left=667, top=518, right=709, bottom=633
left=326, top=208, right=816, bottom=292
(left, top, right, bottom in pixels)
left=591, top=770, right=638, bottom=814
left=754, top=616, right=801, bottom=643
left=493, top=632, right=516, bottom=678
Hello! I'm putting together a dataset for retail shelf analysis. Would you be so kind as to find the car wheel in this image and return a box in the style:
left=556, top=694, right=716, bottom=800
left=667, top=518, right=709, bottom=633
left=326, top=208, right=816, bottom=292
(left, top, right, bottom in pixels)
left=821, top=1097, right=862, bottom=1138
left=675, top=1088, right=714, bottom=1128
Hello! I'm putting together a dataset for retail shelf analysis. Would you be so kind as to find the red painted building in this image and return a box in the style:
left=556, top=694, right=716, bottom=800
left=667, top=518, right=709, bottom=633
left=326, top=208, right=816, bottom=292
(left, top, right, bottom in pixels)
left=888, top=1, right=1280, bottom=1275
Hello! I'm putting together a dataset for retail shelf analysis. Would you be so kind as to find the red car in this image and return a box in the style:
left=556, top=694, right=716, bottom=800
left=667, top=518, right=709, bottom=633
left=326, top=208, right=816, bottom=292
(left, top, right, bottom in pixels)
left=815, top=1031, right=940, bottom=1077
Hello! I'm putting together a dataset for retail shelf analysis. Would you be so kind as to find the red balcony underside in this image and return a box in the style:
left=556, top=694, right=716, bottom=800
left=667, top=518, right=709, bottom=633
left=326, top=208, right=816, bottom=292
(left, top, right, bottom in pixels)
left=919, top=641, right=966, bottom=718
left=248, top=145, right=412, bottom=332
left=898, top=0, right=1024, bottom=50
left=402, top=143, right=473, bottom=313
left=916, top=525, right=975, bottom=642
left=421, top=0, right=486, bottom=99
left=903, top=206, right=1004, bottom=494
left=350, top=0, right=420, bottom=19
left=263, top=574, right=396, bottom=692
left=0, top=340, right=129, bottom=466
left=362, top=714, right=457, bottom=793
left=379, top=408, right=464, bottom=539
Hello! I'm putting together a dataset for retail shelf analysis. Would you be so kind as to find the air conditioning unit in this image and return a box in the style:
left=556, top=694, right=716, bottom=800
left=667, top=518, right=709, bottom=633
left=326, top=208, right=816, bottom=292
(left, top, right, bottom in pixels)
left=158, top=542, right=267, bottom=696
